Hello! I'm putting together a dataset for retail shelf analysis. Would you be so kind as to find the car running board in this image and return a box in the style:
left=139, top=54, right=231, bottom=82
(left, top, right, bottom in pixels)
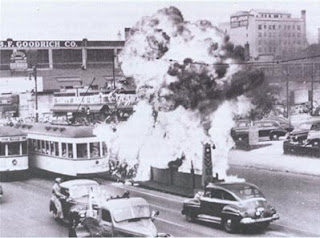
left=196, top=214, right=221, bottom=224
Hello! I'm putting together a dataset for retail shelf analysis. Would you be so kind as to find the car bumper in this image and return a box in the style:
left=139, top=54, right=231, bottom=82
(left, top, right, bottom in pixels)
left=240, top=214, right=279, bottom=224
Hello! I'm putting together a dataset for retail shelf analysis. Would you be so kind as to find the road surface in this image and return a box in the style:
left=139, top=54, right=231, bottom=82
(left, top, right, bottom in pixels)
left=1, top=166, right=319, bottom=237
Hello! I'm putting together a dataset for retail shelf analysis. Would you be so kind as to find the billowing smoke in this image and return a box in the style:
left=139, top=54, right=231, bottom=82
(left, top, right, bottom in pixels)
left=94, top=7, right=263, bottom=181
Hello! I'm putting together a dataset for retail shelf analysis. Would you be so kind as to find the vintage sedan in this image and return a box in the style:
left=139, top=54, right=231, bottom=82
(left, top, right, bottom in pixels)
left=49, top=179, right=100, bottom=225
left=181, top=182, right=279, bottom=233
left=70, top=197, right=171, bottom=237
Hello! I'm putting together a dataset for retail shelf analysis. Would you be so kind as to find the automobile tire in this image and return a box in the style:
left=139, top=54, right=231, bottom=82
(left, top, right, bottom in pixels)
left=51, top=207, right=59, bottom=220
left=270, top=133, right=279, bottom=141
left=255, top=221, right=270, bottom=231
left=222, top=216, right=238, bottom=233
left=185, top=210, right=195, bottom=222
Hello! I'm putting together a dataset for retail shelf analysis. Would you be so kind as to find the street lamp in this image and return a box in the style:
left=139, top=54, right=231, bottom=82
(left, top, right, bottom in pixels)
left=32, top=65, right=38, bottom=122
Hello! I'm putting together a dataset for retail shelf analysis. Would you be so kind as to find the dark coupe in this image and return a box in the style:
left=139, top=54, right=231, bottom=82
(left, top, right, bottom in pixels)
left=181, top=182, right=279, bottom=233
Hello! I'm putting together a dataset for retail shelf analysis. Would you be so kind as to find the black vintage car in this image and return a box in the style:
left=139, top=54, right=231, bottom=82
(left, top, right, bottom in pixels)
left=231, top=120, right=287, bottom=141
left=181, top=182, right=279, bottom=233
left=0, top=185, right=3, bottom=199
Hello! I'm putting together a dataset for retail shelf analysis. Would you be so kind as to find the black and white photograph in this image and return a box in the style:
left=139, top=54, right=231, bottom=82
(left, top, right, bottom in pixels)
left=0, top=0, right=320, bottom=236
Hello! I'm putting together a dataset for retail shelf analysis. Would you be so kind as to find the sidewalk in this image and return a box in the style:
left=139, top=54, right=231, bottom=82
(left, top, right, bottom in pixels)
left=229, top=141, right=320, bottom=177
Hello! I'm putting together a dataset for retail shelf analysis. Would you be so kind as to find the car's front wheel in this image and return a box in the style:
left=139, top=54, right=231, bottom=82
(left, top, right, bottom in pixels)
left=51, top=206, right=59, bottom=220
left=254, top=221, right=270, bottom=231
left=222, top=216, right=239, bottom=233
left=185, top=210, right=195, bottom=222
left=270, top=133, right=279, bottom=141
left=311, top=140, right=320, bottom=147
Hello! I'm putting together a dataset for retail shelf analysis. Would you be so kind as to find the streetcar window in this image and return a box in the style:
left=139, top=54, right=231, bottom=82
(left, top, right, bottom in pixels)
left=102, top=142, right=107, bottom=156
left=90, top=142, right=100, bottom=158
left=0, top=143, right=5, bottom=156
left=62, top=143, right=67, bottom=157
left=50, top=141, right=54, bottom=155
left=22, top=141, right=27, bottom=155
left=41, top=140, right=45, bottom=154
left=68, top=143, right=73, bottom=158
left=45, top=141, right=50, bottom=155
left=8, top=142, right=20, bottom=156
left=55, top=142, right=59, bottom=156
left=37, top=140, right=41, bottom=152
left=77, top=143, right=88, bottom=159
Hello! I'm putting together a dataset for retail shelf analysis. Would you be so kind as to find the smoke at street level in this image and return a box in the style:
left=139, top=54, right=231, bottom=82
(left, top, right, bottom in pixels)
left=94, top=6, right=263, bottom=181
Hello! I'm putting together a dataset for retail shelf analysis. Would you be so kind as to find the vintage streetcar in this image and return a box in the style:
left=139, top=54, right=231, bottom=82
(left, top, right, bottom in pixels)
left=16, top=123, right=109, bottom=176
left=0, top=126, right=28, bottom=176
left=181, top=181, right=279, bottom=233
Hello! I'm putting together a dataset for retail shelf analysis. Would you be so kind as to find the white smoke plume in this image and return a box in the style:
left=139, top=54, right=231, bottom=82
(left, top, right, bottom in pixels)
left=95, top=7, right=263, bottom=181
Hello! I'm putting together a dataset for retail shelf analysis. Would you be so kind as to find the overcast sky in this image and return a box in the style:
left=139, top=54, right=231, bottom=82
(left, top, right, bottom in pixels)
left=0, top=0, right=319, bottom=43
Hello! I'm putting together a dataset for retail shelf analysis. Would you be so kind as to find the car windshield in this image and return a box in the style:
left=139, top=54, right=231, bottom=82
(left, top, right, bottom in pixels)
left=113, top=204, right=151, bottom=223
left=230, top=185, right=265, bottom=200
left=298, top=123, right=312, bottom=130
left=69, top=184, right=99, bottom=198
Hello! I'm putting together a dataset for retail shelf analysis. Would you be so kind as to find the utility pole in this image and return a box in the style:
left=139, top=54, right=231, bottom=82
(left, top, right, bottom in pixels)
left=284, top=66, right=290, bottom=118
left=33, top=65, right=38, bottom=122
left=311, top=62, right=314, bottom=114
left=112, top=52, right=116, bottom=90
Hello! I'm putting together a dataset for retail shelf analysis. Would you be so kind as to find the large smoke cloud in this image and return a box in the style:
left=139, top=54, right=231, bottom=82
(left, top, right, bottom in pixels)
left=94, top=6, right=263, bottom=181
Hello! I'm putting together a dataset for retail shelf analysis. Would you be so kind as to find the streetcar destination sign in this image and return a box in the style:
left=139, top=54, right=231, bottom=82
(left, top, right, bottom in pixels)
left=0, top=40, right=80, bottom=48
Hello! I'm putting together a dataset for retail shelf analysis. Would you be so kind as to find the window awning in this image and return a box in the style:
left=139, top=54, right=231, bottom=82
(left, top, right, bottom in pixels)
left=51, top=104, right=107, bottom=113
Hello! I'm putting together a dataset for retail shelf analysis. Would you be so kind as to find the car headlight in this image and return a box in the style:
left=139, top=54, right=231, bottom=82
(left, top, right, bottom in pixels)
left=255, top=210, right=261, bottom=216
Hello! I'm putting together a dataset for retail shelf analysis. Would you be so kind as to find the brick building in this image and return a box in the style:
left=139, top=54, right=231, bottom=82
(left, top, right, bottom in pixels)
left=0, top=38, right=136, bottom=121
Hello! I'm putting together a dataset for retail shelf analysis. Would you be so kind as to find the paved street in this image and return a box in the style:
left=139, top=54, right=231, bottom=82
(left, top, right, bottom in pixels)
left=1, top=162, right=319, bottom=237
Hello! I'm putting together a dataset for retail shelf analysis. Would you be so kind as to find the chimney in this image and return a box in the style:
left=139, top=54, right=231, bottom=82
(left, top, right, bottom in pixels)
left=301, top=10, right=306, bottom=20
left=124, top=28, right=131, bottom=41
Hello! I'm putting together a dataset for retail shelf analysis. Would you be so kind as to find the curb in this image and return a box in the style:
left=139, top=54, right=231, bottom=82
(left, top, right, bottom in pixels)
left=230, top=163, right=320, bottom=177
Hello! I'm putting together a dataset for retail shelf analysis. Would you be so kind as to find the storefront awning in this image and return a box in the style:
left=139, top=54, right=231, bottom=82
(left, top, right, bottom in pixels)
left=51, top=104, right=106, bottom=113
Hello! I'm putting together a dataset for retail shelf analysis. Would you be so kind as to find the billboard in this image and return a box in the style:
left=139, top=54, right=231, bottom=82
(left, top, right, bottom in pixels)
left=230, top=15, right=249, bottom=28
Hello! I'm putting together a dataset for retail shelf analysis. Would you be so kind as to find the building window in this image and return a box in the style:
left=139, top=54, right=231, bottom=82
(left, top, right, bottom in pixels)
left=258, top=32, right=262, bottom=37
left=268, top=14, right=271, bottom=18
left=288, top=26, right=291, bottom=30
left=258, top=25, right=262, bottom=30
left=297, top=33, right=301, bottom=37
left=52, top=49, right=82, bottom=69
left=288, top=33, right=291, bottom=37
left=273, top=25, right=275, bottom=30
left=269, top=25, right=271, bottom=30
left=264, top=25, right=266, bottom=29
left=293, top=25, right=295, bottom=30
left=274, top=14, right=279, bottom=18
left=297, top=25, right=301, bottom=31
left=284, top=25, right=287, bottom=30
left=278, top=25, right=281, bottom=29
left=87, top=49, right=113, bottom=64
left=258, top=47, right=262, bottom=53
left=264, top=32, right=267, bottom=37
left=293, top=33, right=295, bottom=37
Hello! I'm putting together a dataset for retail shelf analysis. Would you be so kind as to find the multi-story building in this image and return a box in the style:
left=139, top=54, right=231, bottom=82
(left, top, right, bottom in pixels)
left=229, top=9, right=308, bottom=60
left=0, top=37, right=136, bottom=121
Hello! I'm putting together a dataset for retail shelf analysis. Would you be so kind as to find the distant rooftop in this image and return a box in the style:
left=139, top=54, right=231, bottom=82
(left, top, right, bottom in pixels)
left=250, top=9, right=290, bottom=15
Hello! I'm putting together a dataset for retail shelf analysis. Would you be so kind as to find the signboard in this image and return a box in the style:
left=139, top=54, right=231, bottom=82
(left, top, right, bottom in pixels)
left=202, top=143, right=213, bottom=186
left=10, top=51, right=28, bottom=71
left=230, top=15, right=249, bottom=28
left=0, top=40, right=81, bottom=48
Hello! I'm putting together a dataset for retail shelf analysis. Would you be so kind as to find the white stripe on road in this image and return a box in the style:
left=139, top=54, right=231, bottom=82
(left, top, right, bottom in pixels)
left=154, top=217, right=186, bottom=228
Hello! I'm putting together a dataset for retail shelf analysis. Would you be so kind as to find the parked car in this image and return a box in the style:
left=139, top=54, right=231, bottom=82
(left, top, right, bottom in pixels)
left=49, top=179, right=101, bottom=225
left=262, top=117, right=294, bottom=132
left=231, top=120, right=287, bottom=141
left=307, top=121, right=320, bottom=147
left=286, top=121, right=317, bottom=144
left=181, top=182, right=279, bottom=233
left=70, top=197, right=171, bottom=237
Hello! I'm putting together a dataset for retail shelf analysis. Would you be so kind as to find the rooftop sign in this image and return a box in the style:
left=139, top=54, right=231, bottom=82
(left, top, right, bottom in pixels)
left=0, top=40, right=80, bottom=48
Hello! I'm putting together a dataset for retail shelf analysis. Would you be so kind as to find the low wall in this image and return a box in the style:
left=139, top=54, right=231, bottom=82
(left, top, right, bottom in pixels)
left=150, top=167, right=203, bottom=190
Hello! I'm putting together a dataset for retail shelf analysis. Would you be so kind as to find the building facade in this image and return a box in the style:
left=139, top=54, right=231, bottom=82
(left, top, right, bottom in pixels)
left=229, top=9, right=308, bottom=60
left=0, top=38, right=137, bottom=121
